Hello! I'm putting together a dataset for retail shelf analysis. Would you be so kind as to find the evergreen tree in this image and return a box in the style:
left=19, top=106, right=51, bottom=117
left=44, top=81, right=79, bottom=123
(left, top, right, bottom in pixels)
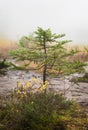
left=10, top=27, right=86, bottom=84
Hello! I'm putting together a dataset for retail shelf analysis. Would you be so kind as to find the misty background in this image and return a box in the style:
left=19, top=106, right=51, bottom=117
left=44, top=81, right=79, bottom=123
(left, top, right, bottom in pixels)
left=0, top=0, right=88, bottom=44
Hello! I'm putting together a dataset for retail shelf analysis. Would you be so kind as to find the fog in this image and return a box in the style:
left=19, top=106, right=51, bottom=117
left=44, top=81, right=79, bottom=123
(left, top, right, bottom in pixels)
left=0, top=0, right=88, bottom=44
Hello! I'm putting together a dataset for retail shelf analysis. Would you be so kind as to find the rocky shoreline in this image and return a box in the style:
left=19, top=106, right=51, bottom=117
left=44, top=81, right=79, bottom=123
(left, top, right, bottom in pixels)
left=0, top=70, right=88, bottom=113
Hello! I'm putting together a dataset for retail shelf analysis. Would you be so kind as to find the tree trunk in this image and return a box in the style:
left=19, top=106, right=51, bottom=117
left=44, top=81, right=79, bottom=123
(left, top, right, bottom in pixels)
left=43, top=64, right=47, bottom=84
left=43, top=32, right=47, bottom=85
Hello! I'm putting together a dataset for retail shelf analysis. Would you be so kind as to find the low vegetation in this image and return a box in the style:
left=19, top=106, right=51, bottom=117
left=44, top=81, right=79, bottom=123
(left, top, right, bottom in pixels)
left=74, top=73, right=88, bottom=83
left=0, top=59, right=10, bottom=75
left=0, top=79, right=88, bottom=130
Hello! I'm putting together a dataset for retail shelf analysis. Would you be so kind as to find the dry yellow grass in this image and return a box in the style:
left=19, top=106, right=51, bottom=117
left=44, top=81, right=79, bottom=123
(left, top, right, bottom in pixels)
left=66, top=43, right=88, bottom=62
left=0, top=39, right=17, bottom=58
left=66, top=43, right=88, bottom=51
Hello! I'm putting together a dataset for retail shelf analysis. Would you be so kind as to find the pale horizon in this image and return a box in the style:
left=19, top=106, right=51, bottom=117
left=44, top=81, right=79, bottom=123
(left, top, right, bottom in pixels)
left=0, top=0, right=88, bottom=45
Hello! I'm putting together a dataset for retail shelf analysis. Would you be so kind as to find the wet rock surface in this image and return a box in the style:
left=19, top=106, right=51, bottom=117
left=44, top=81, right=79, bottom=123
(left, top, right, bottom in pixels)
left=0, top=70, right=88, bottom=113
left=0, top=70, right=43, bottom=96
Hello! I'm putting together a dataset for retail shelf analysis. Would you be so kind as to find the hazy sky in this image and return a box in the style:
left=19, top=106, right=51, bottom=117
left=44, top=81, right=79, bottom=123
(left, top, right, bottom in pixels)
left=0, top=0, right=88, bottom=44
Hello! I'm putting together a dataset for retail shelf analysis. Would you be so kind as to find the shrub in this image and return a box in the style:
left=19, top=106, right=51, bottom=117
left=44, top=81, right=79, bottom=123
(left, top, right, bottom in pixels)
left=0, top=80, right=88, bottom=130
